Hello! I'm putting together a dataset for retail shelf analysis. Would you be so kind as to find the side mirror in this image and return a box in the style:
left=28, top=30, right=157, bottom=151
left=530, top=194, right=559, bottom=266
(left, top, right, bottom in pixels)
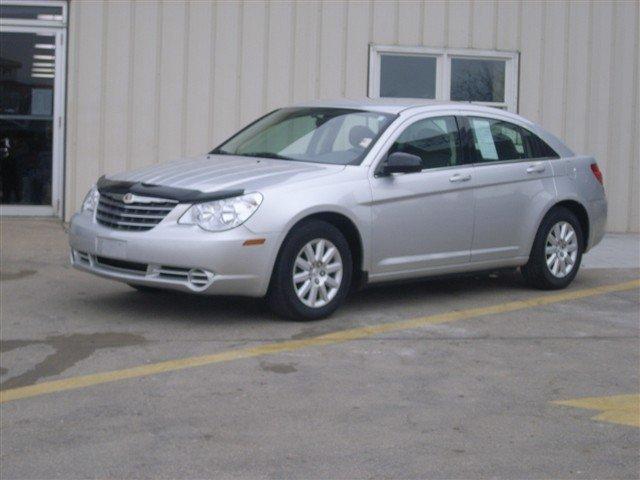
left=380, top=152, right=423, bottom=175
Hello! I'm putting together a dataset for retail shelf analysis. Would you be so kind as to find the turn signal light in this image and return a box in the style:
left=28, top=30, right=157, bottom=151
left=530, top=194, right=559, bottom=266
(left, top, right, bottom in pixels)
left=590, top=163, right=604, bottom=186
left=243, top=238, right=266, bottom=246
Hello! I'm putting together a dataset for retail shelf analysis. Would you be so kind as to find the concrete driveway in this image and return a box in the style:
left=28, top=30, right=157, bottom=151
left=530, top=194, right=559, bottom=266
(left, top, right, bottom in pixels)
left=1, top=219, right=638, bottom=479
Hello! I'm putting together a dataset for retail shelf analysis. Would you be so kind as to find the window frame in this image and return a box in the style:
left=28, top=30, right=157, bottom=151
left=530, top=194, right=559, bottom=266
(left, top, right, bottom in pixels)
left=373, top=114, right=466, bottom=176
left=458, top=115, right=560, bottom=166
left=387, top=115, right=463, bottom=171
left=368, top=45, right=520, bottom=112
left=0, top=0, right=67, bottom=27
left=212, top=107, right=397, bottom=166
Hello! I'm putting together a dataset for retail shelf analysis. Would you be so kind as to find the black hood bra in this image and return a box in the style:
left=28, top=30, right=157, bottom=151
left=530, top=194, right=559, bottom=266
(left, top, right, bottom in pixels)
left=96, top=176, right=244, bottom=203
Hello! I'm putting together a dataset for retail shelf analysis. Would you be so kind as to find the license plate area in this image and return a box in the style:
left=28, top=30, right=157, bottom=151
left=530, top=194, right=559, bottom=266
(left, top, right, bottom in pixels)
left=96, top=237, right=127, bottom=259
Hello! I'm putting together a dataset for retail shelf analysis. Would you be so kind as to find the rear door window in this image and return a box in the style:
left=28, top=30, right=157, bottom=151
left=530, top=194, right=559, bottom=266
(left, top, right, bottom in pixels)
left=467, top=116, right=560, bottom=162
left=468, top=117, right=532, bottom=163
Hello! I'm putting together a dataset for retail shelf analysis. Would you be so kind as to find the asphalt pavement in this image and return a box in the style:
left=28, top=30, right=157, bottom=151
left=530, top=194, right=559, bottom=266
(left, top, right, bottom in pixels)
left=1, top=219, right=638, bottom=479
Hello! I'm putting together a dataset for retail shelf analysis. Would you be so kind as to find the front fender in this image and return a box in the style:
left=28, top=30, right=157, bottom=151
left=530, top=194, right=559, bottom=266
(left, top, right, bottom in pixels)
left=243, top=173, right=373, bottom=289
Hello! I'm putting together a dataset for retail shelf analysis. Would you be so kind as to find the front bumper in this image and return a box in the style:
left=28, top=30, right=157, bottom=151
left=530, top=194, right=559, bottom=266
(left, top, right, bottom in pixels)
left=68, top=210, right=279, bottom=297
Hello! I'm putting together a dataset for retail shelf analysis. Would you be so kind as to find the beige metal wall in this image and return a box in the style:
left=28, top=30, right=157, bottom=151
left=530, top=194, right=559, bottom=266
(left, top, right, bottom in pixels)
left=65, top=0, right=639, bottom=232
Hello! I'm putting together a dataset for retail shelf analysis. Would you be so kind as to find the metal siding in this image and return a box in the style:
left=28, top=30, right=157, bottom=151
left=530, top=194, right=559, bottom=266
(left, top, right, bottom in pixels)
left=631, top=2, right=640, bottom=233
left=496, top=0, right=519, bottom=51
left=371, top=0, right=397, bottom=45
left=540, top=1, right=567, bottom=137
left=318, top=1, right=345, bottom=99
left=397, top=0, right=422, bottom=46
left=239, top=1, right=267, bottom=126
left=344, top=1, right=370, bottom=99
left=518, top=0, right=544, bottom=120
left=448, top=0, right=472, bottom=48
left=211, top=1, right=241, bottom=143
left=563, top=2, right=590, bottom=156
left=423, top=0, right=446, bottom=47
left=102, top=2, right=131, bottom=176
left=291, top=1, right=319, bottom=103
left=156, top=2, right=187, bottom=163
left=607, top=1, right=637, bottom=231
left=185, top=1, right=214, bottom=157
left=266, top=1, right=295, bottom=110
left=71, top=1, right=104, bottom=211
left=586, top=1, right=614, bottom=223
left=129, top=2, right=160, bottom=171
left=64, top=0, right=79, bottom=212
left=64, top=0, right=639, bottom=232
left=471, top=0, right=496, bottom=50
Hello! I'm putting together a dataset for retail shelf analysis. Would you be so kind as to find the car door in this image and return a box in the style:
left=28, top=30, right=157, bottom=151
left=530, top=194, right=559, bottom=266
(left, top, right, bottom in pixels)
left=461, top=115, right=557, bottom=263
left=368, top=115, right=475, bottom=280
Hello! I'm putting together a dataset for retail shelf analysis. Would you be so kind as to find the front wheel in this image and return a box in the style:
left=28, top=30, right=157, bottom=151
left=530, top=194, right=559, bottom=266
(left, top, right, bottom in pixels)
left=267, top=220, right=352, bottom=321
left=521, top=207, right=583, bottom=289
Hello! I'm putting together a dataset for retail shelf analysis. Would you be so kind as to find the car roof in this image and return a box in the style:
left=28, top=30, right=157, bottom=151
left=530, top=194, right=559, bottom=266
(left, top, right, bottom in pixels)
left=290, top=98, right=448, bottom=114
left=290, top=98, right=532, bottom=124
left=289, top=98, right=574, bottom=158
left=294, top=97, right=502, bottom=113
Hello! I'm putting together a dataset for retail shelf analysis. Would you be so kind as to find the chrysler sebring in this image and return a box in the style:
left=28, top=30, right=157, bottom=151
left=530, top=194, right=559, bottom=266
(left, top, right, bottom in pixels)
left=69, top=100, right=607, bottom=320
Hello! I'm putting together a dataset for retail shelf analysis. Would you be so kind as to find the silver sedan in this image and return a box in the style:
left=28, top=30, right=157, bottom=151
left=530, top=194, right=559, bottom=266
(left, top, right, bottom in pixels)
left=69, top=100, right=607, bottom=320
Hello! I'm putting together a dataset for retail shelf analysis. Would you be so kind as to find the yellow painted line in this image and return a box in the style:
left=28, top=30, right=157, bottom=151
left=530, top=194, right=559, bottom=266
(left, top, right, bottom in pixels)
left=1, top=279, right=638, bottom=404
left=553, top=394, right=640, bottom=428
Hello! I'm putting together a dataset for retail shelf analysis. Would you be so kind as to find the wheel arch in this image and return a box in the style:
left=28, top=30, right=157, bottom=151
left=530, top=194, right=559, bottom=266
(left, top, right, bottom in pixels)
left=269, top=210, right=367, bottom=292
left=537, top=199, right=590, bottom=251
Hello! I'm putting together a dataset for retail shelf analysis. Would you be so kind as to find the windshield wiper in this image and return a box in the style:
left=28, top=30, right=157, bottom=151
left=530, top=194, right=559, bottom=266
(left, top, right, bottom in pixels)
left=239, top=152, right=294, bottom=161
left=210, top=150, right=293, bottom=161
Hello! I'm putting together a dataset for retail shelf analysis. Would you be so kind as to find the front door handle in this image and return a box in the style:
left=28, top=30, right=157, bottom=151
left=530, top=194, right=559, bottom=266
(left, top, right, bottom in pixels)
left=449, top=173, right=471, bottom=183
left=526, top=163, right=546, bottom=174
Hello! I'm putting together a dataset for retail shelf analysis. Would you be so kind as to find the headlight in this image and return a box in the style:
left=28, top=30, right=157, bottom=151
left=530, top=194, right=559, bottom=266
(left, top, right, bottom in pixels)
left=179, top=192, right=263, bottom=231
left=81, top=186, right=99, bottom=212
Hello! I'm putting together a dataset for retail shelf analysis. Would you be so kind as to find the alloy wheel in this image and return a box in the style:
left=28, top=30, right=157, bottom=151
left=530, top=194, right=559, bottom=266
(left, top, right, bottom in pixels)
left=292, top=238, right=343, bottom=308
left=545, top=221, right=579, bottom=278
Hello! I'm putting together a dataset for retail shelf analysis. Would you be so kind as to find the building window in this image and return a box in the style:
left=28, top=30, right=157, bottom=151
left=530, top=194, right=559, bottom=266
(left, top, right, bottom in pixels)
left=380, top=55, right=437, bottom=99
left=369, top=45, right=519, bottom=112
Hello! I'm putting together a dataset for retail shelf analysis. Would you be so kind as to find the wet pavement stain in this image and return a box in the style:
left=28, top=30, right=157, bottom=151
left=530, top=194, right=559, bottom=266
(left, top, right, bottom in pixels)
left=0, top=339, right=36, bottom=353
left=0, top=333, right=147, bottom=390
left=259, top=361, right=297, bottom=374
left=0, top=269, right=37, bottom=281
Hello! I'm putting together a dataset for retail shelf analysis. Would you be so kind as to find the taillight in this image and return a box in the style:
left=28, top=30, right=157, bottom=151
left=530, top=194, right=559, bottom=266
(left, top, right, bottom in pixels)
left=590, top=163, right=604, bottom=185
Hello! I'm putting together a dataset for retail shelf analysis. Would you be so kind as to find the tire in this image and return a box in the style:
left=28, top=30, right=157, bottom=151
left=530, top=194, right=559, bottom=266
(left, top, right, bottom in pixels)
left=267, top=220, right=353, bottom=321
left=521, top=207, right=584, bottom=290
left=128, top=283, right=162, bottom=293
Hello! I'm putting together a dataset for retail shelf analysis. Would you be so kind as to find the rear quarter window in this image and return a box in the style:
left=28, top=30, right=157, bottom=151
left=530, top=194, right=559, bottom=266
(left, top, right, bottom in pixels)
left=524, top=130, right=560, bottom=159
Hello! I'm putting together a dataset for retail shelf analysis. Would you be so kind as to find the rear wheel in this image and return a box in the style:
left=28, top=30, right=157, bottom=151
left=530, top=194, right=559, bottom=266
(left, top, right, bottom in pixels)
left=267, top=220, right=352, bottom=321
left=521, top=207, right=583, bottom=289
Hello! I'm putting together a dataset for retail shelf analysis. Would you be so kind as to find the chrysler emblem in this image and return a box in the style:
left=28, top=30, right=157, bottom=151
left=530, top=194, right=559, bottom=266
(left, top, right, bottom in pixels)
left=122, top=193, right=134, bottom=204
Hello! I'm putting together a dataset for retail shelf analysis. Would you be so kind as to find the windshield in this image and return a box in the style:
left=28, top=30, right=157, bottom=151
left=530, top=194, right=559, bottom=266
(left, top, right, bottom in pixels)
left=212, top=108, right=396, bottom=165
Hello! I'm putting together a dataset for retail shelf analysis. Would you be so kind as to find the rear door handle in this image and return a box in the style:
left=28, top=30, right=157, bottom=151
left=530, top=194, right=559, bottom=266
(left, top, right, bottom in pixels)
left=526, top=163, right=546, bottom=174
left=449, top=173, right=471, bottom=183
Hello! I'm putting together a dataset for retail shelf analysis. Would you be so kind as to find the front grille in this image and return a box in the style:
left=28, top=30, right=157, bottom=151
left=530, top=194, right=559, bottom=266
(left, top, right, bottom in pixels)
left=96, top=192, right=177, bottom=231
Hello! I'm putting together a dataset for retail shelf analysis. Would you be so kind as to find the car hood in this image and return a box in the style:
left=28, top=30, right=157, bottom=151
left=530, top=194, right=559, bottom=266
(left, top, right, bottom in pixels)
left=107, top=154, right=346, bottom=193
